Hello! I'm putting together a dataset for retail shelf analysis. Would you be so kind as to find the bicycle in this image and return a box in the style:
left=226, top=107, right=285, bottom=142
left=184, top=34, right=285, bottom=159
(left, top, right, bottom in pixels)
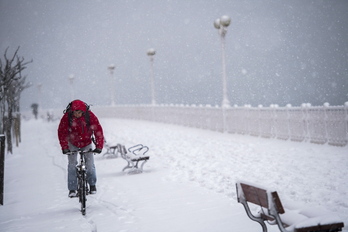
left=67, top=149, right=94, bottom=215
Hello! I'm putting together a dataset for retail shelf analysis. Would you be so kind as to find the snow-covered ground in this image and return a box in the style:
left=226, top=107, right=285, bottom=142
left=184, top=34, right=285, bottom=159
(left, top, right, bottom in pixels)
left=0, top=117, right=347, bottom=232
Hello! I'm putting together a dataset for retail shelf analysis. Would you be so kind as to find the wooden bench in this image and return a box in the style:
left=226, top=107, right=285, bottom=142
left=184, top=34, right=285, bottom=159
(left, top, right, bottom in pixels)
left=236, top=181, right=344, bottom=232
left=119, top=144, right=150, bottom=173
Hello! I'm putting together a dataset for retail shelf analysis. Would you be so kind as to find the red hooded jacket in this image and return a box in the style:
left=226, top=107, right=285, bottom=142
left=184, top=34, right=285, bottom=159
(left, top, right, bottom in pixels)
left=58, top=100, right=104, bottom=150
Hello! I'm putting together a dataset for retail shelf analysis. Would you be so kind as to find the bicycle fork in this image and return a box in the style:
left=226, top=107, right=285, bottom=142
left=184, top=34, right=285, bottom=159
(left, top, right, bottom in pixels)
left=76, top=166, right=89, bottom=196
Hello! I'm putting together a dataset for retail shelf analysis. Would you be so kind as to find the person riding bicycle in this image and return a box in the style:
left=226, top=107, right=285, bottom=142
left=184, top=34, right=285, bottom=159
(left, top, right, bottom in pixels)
left=57, top=99, right=104, bottom=198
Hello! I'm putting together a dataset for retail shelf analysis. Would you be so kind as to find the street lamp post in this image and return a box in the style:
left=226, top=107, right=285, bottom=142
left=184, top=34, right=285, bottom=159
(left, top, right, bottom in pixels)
left=147, top=48, right=156, bottom=105
left=214, top=15, right=231, bottom=108
left=214, top=15, right=231, bottom=133
left=108, top=64, right=116, bottom=106
left=68, top=74, right=74, bottom=100
left=37, top=83, right=42, bottom=110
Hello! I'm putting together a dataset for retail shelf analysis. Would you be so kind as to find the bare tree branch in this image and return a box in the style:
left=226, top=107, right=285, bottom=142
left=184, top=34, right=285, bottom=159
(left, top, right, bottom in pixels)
left=0, top=46, right=32, bottom=153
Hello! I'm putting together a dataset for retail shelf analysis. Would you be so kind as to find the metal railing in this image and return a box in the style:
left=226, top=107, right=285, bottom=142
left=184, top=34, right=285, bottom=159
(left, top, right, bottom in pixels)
left=21, top=103, right=348, bottom=147
left=93, top=103, right=348, bottom=147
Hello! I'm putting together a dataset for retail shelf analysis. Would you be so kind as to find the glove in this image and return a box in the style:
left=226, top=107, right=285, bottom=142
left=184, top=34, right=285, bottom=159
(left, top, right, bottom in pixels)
left=62, top=149, right=70, bottom=155
left=93, top=148, right=102, bottom=154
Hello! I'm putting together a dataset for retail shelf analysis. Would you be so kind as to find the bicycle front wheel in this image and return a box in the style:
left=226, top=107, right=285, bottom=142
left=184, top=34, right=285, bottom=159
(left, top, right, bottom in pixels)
left=79, top=172, right=87, bottom=215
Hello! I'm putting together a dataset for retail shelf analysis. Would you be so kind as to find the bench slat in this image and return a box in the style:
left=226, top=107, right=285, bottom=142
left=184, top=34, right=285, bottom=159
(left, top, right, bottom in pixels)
left=131, top=156, right=150, bottom=162
left=271, top=191, right=285, bottom=214
left=295, top=222, right=344, bottom=232
left=240, top=183, right=269, bottom=208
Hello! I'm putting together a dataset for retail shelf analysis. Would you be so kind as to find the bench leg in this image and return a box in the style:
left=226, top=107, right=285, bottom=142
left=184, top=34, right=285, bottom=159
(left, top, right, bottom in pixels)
left=122, top=160, right=134, bottom=172
left=268, top=211, right=290, bottom=232
left=122, top=160, right=147, bottom=173
left=239, top=197, right=268, bottom=232
left=103, top=147, right=119, bottom=158
left=139, top=160, right=148, bottom=172
left=102, top=148, right=111, bottom=157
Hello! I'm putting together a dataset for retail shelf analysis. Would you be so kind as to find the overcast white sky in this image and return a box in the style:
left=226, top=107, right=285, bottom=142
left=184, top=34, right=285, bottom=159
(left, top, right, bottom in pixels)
left=1, top=0, right=347, bottom=110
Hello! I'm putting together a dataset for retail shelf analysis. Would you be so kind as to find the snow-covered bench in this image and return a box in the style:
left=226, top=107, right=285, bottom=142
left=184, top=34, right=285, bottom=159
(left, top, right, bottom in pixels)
left=102, top=143, right=122, bottom=158
left=119, top=144, right=150, bottom=173
left=236, top=181, right=344, bottom=232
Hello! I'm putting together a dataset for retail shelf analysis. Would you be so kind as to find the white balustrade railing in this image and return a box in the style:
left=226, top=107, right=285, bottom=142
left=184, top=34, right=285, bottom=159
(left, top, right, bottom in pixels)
left=90, top=103, right=348, bottom=147
left=27, top=103, right=347, bottom=147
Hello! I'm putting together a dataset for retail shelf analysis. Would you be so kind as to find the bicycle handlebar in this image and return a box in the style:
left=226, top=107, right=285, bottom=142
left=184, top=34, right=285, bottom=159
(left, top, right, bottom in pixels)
left=66, top=149, right=94, bottom=155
